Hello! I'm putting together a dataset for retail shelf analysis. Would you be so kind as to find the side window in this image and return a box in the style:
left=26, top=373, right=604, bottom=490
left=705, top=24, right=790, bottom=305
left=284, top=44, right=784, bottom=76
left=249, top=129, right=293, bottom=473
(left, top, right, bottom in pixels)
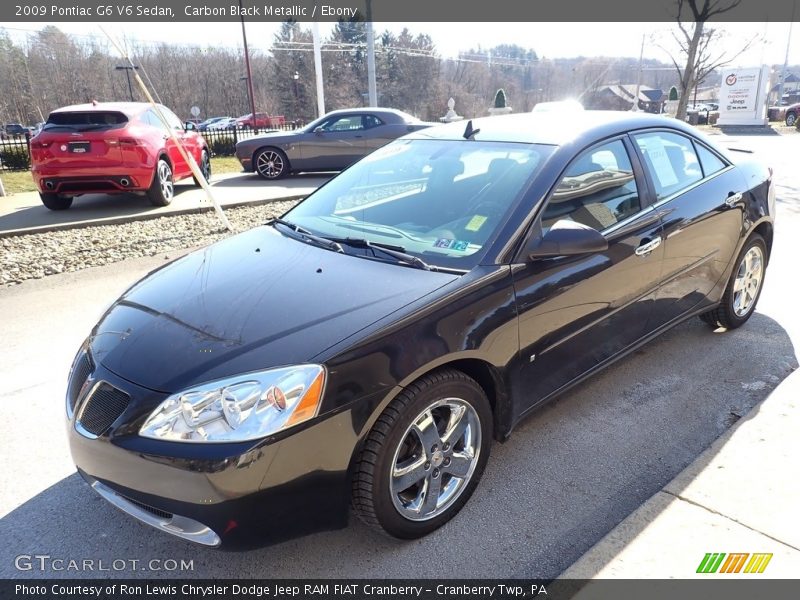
left=542, top=139, right=642, bottom=232
left=143, top=110, right=166, bottom=130
left=694, top=143, right=727, bottom=177
left=324, top=116, right=365, bottom=132
left=160, top=107, right=184, bottom=131
left=363, top=114, right=384, bottom=129
left=634, top=131, right=702, bottom=200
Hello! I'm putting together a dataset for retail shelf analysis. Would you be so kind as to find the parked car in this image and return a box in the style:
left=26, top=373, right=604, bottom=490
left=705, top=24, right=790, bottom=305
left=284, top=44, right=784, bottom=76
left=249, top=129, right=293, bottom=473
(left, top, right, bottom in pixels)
left=783, top=102, right=800, bottom=127
left=235, top=108, right=432, bottom=179
left=206, top=117, right=237, bottom=131
left=531, top=99, right=584, bottom=113
left=30, top=102, right=210, bottom=210
left=65, top=111, right=774, bottom=548
left=235, top=112, right=285, bottom=129
left=3, top=123, right=28, bottom=137
left=197, top=116, right=231, bottom=132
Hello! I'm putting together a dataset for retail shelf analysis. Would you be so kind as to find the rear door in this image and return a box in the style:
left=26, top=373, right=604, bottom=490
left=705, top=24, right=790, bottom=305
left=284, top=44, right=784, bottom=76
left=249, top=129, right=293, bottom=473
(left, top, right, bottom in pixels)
left=159, top=107, right=192, bottom=178
left=630, top=130, right=744, bottom=327
left=512, top=137, right=665, bottom=416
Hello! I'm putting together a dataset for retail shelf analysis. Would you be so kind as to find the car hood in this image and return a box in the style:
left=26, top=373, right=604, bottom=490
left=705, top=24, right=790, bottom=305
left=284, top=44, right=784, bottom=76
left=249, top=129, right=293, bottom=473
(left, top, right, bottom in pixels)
left=90, top=226, right=458, bottom=393
left=240, top=130, right=299, bottom=145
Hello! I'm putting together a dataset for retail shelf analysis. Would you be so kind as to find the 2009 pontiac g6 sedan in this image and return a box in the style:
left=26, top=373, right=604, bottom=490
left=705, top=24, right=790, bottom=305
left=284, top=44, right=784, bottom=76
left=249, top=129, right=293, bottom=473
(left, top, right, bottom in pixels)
left=67, top=112, right=774, bottom=548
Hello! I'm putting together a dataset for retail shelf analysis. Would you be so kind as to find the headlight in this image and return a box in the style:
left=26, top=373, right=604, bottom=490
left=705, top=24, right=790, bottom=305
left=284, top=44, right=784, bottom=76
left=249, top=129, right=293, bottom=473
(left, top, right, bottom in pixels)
left=139, top=365, right=325, bottom=443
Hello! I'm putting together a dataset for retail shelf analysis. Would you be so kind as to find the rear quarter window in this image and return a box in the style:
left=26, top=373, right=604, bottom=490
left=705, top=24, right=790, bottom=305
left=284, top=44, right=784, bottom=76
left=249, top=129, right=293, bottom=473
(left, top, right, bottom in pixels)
left=694, top=143, right=727, bottom=177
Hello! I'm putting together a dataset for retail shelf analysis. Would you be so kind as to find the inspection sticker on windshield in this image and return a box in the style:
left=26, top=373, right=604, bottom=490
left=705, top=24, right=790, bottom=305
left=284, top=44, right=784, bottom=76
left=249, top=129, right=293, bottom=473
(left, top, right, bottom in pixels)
left=465, top=215, right=488, bottom=232
left=434, top=238, right=454, bottom=248
left=452, top=240, right=469, bottom=251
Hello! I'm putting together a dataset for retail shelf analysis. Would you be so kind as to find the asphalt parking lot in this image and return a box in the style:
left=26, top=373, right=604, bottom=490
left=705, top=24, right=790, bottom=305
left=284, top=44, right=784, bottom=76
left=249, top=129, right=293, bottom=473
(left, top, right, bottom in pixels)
left=0, top=131, right=797, bottom=579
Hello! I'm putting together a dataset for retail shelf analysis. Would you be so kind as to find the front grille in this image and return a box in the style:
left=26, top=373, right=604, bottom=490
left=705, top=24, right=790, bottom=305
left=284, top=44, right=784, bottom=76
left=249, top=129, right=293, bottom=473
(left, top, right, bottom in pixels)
left=77, top=382, right=130, bottom=436
left=67, top=352, right=93, bottom=412
left=120, top=494, right=173, bottom=520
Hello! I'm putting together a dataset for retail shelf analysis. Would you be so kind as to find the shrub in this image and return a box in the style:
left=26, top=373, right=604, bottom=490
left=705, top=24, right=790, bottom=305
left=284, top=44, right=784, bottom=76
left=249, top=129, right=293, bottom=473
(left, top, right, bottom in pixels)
left=206, top=133, right=236, bottom=157
left=494, top=89, right=507, bottom=109
left=0, top=146, right=31, bottom=170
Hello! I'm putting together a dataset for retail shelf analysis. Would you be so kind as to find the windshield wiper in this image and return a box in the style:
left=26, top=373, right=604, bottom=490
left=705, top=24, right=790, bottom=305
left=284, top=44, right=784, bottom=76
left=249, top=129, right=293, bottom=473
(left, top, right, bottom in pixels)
left=330, top=237, right=432, bottom=271
left=267, top=218, right=344, bottom=253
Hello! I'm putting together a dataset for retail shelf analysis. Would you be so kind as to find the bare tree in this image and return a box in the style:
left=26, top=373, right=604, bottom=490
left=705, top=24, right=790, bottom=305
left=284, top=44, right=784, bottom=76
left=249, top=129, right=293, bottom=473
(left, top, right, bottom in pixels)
left=666, top=0, right=758, bottom=120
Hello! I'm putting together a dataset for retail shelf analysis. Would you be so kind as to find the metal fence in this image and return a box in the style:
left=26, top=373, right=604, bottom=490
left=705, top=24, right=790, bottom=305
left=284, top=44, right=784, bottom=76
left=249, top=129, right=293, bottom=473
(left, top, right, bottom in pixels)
left=0, top=123, right=300, bottom=172
left=201, top=123, right=301, bottom=157
left=0, top=133, right=31, bottom=171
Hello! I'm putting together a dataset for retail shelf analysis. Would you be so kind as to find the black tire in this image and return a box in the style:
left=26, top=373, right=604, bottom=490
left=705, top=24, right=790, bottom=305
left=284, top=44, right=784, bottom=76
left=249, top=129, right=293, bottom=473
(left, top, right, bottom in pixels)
left=352, top=369, right=492, bottom=539
left=193, top=149, right=211, bottom=186
left=254, top=147, right=289, bottom=180
left=700, top=233, right=767, bottom=330
left=39, top=192, right=73, bottom=210
left=786, top=111, right=797, bottom=127
left=147, top=158, right=174, bottom=206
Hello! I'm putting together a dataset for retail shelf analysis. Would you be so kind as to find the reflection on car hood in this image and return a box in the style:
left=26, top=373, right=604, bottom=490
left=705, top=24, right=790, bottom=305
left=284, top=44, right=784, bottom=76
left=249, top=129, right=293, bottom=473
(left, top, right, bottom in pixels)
left=241, top=131, right=298, bottom=144
left=89, top=226, right=458, bottom=392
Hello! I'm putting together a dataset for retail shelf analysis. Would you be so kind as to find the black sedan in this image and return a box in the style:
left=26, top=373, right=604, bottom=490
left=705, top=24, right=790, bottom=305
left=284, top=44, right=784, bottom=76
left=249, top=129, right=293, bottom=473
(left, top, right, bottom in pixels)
left=234, top=108, right=431, bottom=179
left=66, top=111, right=774, bottom=548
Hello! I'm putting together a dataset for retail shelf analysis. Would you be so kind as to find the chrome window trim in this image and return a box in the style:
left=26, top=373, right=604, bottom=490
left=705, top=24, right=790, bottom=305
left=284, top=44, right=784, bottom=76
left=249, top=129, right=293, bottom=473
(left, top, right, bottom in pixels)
left=650, top=164, right=734, bottom=210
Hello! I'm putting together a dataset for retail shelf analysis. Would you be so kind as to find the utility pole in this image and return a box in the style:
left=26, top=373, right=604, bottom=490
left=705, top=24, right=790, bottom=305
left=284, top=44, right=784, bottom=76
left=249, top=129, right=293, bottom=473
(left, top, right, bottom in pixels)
left=239, top=0, right=257, bottom=125
left=312, top=21, right=325, bottom=117
left=776, top=1, right=796, bottom=106
left=365, top=0, right=378, bottom=106
left=115, top=65, right=138, bottom=101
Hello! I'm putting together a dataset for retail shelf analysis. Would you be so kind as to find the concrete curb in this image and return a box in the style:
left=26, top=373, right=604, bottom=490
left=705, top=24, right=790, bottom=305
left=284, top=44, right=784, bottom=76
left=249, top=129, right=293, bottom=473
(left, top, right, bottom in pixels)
left=558, top=367, right=800, bottom=581
left=0, top=193, right=308, bottom=238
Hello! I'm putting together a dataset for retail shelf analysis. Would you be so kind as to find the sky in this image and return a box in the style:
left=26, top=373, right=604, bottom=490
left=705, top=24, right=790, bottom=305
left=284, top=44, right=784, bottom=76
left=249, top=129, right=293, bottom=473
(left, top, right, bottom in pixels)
left=5, top=21, right=799, bottom=67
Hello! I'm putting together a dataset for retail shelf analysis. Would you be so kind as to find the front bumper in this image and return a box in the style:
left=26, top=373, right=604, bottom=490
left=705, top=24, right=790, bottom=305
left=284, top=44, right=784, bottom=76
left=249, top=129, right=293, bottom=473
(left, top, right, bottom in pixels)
left=67, top=361, right=360, bottom=549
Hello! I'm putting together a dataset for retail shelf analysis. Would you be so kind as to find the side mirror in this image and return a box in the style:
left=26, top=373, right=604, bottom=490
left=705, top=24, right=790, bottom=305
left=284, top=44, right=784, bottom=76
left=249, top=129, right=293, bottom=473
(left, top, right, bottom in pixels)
left=528, top=219, right=608, bottom=259
left=313, top=126, right=324, bottom=135
left=184, top=122, right=196, bottom=131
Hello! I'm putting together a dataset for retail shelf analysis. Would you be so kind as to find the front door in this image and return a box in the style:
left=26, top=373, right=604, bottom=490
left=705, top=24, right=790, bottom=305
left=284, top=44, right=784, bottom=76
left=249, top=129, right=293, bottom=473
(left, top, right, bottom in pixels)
left=512, top=137, right=665, bottom=419
left=303, top=114, right=367, bottom=171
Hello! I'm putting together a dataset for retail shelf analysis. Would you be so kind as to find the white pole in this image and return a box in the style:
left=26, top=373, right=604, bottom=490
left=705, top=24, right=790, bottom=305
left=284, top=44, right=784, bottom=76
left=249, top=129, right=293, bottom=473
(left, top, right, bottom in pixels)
left=312, top=22, right=325, bottom=117
left=632, top=33, right=645, bottom=112
left=366, top=0, right=377, bottom=106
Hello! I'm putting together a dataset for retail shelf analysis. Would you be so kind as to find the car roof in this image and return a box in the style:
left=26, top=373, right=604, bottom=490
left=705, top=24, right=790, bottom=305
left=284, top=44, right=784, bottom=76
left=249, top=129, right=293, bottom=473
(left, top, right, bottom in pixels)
left=322, top=107, right=417, bottom=121
left=50, top=102, right=156, bottom=116
left=406, top=110, right=700, bottom=146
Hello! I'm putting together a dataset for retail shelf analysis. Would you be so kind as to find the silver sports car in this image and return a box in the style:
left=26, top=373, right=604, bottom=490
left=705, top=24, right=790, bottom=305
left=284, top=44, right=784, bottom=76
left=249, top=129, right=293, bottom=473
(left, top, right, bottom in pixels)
left=235, top=108, right=432, bottom=179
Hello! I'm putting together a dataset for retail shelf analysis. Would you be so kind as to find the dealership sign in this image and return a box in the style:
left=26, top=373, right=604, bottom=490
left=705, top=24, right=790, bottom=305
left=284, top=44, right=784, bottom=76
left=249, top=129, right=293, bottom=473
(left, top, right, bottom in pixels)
left=717, top=66, right=770, bottom=126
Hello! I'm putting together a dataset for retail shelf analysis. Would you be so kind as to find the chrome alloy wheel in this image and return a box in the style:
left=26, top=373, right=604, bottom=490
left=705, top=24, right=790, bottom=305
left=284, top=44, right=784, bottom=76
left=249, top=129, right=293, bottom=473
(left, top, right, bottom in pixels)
left=732, top=245, right=764, bottom=317
left=389, top=398, right=481, bottom=521
left=256, top=150, right=284, bottom=179
left=158, top=161, right=173, bottom=200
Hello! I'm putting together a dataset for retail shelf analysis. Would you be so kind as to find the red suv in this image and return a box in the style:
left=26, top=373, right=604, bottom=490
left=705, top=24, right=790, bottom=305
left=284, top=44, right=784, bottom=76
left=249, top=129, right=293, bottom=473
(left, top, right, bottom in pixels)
left=31, top=102, right=210, bottom=210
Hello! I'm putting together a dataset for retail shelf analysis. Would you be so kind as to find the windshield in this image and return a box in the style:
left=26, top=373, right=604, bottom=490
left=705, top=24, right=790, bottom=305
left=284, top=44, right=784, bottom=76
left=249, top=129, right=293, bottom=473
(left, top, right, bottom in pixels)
left=44, top=111, right=128, bottom=132
left=284, top=139, right=554, bottom=270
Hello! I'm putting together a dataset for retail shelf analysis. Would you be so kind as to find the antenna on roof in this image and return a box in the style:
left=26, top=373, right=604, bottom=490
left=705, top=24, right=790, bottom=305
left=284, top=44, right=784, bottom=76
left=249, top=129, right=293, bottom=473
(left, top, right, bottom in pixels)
left=463, top=120, right=480, bottom=140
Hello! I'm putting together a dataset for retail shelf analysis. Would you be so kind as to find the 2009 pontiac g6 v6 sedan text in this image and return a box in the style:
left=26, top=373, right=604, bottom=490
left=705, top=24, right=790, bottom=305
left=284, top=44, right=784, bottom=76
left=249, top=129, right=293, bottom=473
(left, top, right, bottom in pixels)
left=66, top=112, right=774, bottom=548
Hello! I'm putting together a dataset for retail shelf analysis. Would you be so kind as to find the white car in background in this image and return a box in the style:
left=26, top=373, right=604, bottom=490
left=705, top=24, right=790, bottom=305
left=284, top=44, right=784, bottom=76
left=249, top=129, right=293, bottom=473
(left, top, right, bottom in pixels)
left=532, top=100, right=585, bottom=113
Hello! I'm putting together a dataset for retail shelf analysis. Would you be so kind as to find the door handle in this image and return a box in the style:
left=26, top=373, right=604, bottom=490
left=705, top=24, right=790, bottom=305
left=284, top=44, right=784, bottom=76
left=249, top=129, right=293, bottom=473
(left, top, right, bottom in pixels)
left=725, top=192, right=743, bottom=207
left=635, top=236, right=662, bottom=256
